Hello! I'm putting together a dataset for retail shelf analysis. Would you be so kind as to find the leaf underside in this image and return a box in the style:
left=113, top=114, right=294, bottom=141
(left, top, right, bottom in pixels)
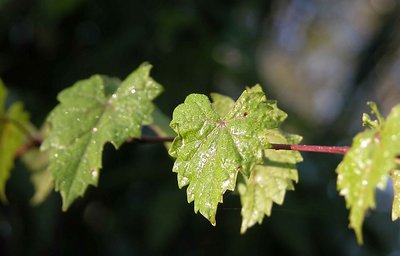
left=42, top=63, right=163, bottom=210
left=169, top=85, right=290, bottom=225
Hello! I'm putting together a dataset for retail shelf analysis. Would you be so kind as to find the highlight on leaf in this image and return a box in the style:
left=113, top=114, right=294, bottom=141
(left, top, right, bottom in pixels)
left=336, top=102, right=400, bottom=244
left=41, top=63, right=163, bottom=210
left=168, top=85, right=292, bottom=226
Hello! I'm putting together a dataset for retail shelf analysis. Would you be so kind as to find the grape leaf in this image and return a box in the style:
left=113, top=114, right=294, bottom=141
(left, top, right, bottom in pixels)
left=0, top=80, right=30, bottom=202
left=336, top=130, right=377, bottom=244
left=336, top=104, right=400, bottom=244
left=41, top=63, right=163, bottom=210
left=239, top=129, right=302, bottom=233
left=169, top=85, right=287, bottom=224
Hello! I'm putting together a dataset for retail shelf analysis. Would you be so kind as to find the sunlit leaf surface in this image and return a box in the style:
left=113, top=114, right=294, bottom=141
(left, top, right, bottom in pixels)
left=42, top=63, right=163, bottom=210
left=337, top=104, right=400, bottom=244
left=169, top=85, right=287, bottom=224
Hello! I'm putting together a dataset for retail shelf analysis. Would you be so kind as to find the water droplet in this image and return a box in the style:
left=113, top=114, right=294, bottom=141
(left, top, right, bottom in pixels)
left=181, top=177, right=189, bottom=185
left=92, top=127, right=98, bottom=133
left=360, top=138, right=371, bottom=148
left=340, top=188, right=349, bottom=196
left=91, top=170, right=98, bottom=178
left=362, top=180, right=368, bottom=186
left=130, top=88, right=136, bottom=94
left=111, top=93, right=117, bottom=99
left=221, top=180, right=230, bottom=190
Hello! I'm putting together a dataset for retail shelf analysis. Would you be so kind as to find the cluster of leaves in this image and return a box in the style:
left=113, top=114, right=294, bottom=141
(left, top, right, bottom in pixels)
left=1, top=62, right=400, bottom=243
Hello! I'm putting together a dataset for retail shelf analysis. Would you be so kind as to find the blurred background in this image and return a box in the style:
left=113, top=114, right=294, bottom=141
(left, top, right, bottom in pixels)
left=1, top=0, right=400, bottom=255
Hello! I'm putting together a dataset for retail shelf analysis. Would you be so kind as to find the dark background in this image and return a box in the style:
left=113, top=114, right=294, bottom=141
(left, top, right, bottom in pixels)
left=1, top=0, right=400, bottom=255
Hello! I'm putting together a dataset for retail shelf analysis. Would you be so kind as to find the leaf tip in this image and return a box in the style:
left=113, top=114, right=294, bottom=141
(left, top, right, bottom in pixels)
left=354, top=227, right=364, bottom=245
left=240, top=224, right=248, bottom=234
left=210, top=216, right=216, bottom=226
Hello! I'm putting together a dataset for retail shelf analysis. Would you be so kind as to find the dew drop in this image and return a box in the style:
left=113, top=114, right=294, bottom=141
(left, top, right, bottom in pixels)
left=221, top=180, right=230, bottom=190
left=181, top=177, right=189, bottom=185
left=340, top=188, right=349, bottom=196
left=92, top=127, right=98, bottom=133
left=111, top=93, right=117, bottom=99
left=360, top=138, right=370, bottom=148
left=130, top=88, right=136, bottom=94
left=362, top=180, right=368, bottom=186
left=91, top=170, right=98, bottom=178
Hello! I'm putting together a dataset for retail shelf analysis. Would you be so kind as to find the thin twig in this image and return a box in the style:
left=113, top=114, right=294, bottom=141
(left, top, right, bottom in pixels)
left=271, top=144, right=350, bottom=155
left=133, top=136, right=350, bottom=155
left=2, top=117, right=42, bottom=158
left=13, top=132, right=351, bottom=158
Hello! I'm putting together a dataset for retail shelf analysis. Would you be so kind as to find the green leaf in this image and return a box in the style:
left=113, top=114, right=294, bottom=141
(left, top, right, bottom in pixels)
left=336, top=130, right=376, bottom=244
left=391, top=170, right=400, bottom=221
left=0, top=80, right=5, bottom=117
left=239, top=130, right=302, bottom=233
left=169, top=85, right=287, bottom=224
left=373, top=105, right=400, bottom=189
left=336, top=104, right=400, bottom=244
left=0, top=97, right=30, bottom=203
left=0, top=80, right=30, bottom=202
left=42, top=63, right=163, bottom=210
left=210, top=92, right=235, bottom=117
left=22, top=147, right=52, bottom=205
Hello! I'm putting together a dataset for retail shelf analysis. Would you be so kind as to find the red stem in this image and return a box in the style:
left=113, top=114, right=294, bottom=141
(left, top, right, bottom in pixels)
left=5, top=114, right=351, bottom=157
left=136, top=136, right=350, bottom=155
left=271, top=144, right=350, bottom=155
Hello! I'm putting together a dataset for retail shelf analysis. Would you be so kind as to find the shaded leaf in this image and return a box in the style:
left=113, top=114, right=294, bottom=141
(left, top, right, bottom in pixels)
left=22, top=145, right=52, bottom=205
left=42, top=63, right=163, bottom=210
left=0, top=85, right=30, bottom=202
left=169, top=85, right=287, bottom=224
left=239, top=130, right=302, bottom=233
